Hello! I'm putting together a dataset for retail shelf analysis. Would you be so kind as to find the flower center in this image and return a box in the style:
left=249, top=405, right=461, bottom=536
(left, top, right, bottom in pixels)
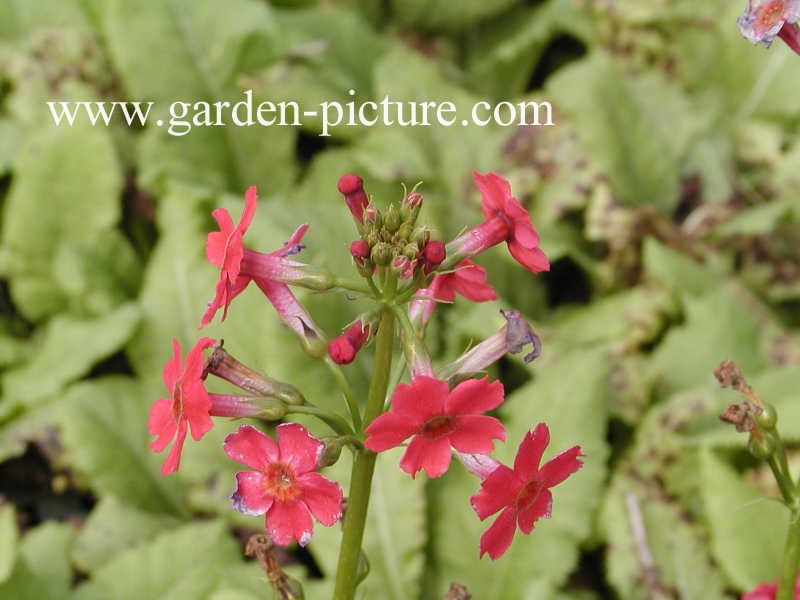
left=514, top=479, right=543, bottom=513
left=264, top=462, right=300, bottom=502
left=421, top=415, right=455, bottom=438
left=755, top=0, right=787, bottom=34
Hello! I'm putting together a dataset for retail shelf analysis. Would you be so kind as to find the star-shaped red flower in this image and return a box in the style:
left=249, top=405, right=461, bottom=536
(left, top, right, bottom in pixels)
left=224, top=423, right=343, bottom=547
left=148, top=337, right=216, bottom=475
left=364, top=376, right=505, bottom=478
left=410, top=260, right=496, bottom=326
left=470, top=422, right=582, bottom=559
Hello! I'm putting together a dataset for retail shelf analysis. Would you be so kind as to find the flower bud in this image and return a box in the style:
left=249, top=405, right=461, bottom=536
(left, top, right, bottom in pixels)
left=317, top=437, right=344, bottom=468
left=338, top=173, right=369, bottom=225
left=755, top=402, right=778, bottom=430
left=384, top=204, right=401, bottom=233
left=350, top=240, right=370, bottom=262
left=370, top=242, right=393, bottom=266
left=747, top=431, right=777, bottom=459
left=402, top=242, right=420, bottom=261
left=391, top=255, right=415, bottom=279
left=421, top=240, right=446, bottom=273
left=328, top=320, right=371, bottom=365
left=364, top=204, right=381, bottom=228
left=396, top=222, right=413, bottom=242
left=410, top=227, right=431, bottom=247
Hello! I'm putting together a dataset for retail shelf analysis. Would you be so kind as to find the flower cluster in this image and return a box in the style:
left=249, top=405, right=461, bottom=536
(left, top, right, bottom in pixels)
left=737, top=0, right=800, bottom=54
left=147, top=169, right=581, bottom=594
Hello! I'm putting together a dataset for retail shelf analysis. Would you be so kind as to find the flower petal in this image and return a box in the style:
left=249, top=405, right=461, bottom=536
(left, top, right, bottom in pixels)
left=538, top=445, right=583, bottom=488
left=470, top=465, right=520, bottom=520
left=265, top=499, right=314, bottom=547
left=450, top=261, right=497, bottom=302
left=231, top=471, right=274, bottom=516
left=239, top=186, right=258, bottom=233
left=162, top=339, right=182, bottom=391
left=513, top=423, right=549, bottom=480
left=479, top=506, right=517, bottom=560
left=148, top=398, right=177, bottom=452
left=445, top=377, right=504, bottom=415
left=473, top=171, right=510, bottom=220
left=224, top=424, right=279, bottom=470
left=364, top=412, right=418, bottom=452
left=517, top=488, right=552, bottom=534
left=160, top=419, right=188, bottom=475
left=507, top=240, right=549, bottom=273
left=399, top=435, right=452, bottom=478
left=449, top=415, right=505, bottom=453
left=297, top=472, right=343, bottom=526
left=276, top=422, right=323, bottom=474
left=390, top=376, right=448, bottom=421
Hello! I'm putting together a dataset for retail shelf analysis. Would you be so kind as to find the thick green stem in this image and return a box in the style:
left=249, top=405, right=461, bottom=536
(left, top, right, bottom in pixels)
left=778, top=510, right=800, bottom=600
left=324, top=357, right=362, bottom=432
left=284, top=404, right=353, bottom=437
left=332, top=307, right=395, bottom=600
left=768, top=455, right=796, bottom=506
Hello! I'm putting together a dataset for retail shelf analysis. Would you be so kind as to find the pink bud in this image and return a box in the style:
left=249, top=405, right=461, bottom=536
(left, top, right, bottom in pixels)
left=337, top=173, right=363, bottom=195
left=328, top=320, right=371, bottom=365
left=422, top=241, right=446, bottom=272
left=337, top=173, right=369, bottom=224
left=349, top=240, right=370, bottom=261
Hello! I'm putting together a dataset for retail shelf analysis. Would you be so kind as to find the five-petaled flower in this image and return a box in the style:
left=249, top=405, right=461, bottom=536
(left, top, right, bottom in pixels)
left=148, top=337, right=216, bottom=475
left=224, top=423, right=343, bottom=547
left=470, top=422, right=582, bottom=559
left=447, top=172, right=549, bottom=274
left=738, top=0, right=800, bottom=54
left=364, top=376, right=506, bottom=478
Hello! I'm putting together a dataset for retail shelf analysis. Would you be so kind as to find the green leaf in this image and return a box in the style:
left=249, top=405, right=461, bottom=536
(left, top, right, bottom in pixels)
left=98, top=0, right=295, bottom=194
left=642, top=237, right=720, bottom=298
left=389, top=0, right=520, bottom=31
left=1, top=303, right=141, bottom=420
left=699, top=449, right=786, bottom=591
left=72, top=495, right=181, bottom=573
left=0, top=504, right=16, bottom=583
left=602, top=472, right=727, bottom=600
left=57, top=376, right=187, bottom=517
left=0, top=125, right=122, bottom=321
left=648, top=285, right=771, bottom=396
left=0, top=0, right=91, bottom=39
left=548, top=52, right=692, bottom=214
left=73, top=520, right=244, bottom=600
left=427, top=348, right=609, bottom=597
left=0, top=522, right=74, bottom=600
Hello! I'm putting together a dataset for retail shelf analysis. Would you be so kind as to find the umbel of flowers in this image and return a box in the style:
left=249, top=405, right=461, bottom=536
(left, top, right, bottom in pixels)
left=147, top=171, right=583, bottom=599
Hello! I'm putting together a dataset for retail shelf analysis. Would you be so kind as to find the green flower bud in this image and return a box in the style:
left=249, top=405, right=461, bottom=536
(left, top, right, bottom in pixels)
left=370, top=242, right=393, bottom=266
left=384, top=204, right=401, bottom=233
left=396, top=222, right=413, bottom=242
left=402, top=242, right=420, bottom=260
left=756, top=403, right=778, bottom=430
left=410, top=227, right=431, bottom=247
left=747, top=431, right=777, bottom=459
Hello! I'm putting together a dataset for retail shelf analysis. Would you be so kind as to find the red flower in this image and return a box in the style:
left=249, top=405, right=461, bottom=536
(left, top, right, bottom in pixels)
left=738, top=0, right=800, bottom=54
left=470, top=423, right=582, bottom=559
left=742, top=573, right=800, bottom=599
left=364, top=376, right=505, bottom=478
left=148, top=338, right=216, bottom=475
left=224, top=423, right=343, bottom=547
left=409, top=260, right=496, bottom=326
left=448, top=172, right=549, bottom=274
left=202, top=186, right=257, bottom=327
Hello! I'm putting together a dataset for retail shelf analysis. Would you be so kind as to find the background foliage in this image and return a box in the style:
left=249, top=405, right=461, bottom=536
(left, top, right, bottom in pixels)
left=1, top=0, right=800, bottom=598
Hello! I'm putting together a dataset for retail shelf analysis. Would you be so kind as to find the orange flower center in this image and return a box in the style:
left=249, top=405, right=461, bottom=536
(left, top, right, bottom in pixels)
left=515, top=479, right=543, bottom=513
left=421, top=415, right=456, bottom=438
left=755, top=0, right=787, bottom=34
left=264, top=462, right=300, bottom=502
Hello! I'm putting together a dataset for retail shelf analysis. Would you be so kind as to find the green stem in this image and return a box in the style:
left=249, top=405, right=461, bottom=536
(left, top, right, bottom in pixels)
left=332, top=306, right=395, bottom=600
left=768, top=450, right=795, bottom=507
left=284, top=404, right=353, bottom=437
left=333, top=277, right=372, bottom=296
left=778, top=509, right=800, bottom=600
left=324, top=356, right=363, bottom=432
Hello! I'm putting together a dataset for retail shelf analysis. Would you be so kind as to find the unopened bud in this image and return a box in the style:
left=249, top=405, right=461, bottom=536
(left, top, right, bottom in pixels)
left=755, top=402, right=778, bottom=430
left=747, top=431, right=777, bottom=459
left=402, top=242, right=420, bottom=260
left=370, top=242, right=393, bottom=266
left=338, top=173, right=369, bottom=226
left=364, top=204, right=381, bottom=228
left=384, top=204, right=401, bottom=233
left=328, top=320, right=372, bottom=365
left=421, top=240, right=446, bottom=273
left=400, top=190, right=423, bottom=224
left=410, top=227, right=431, bottom=247
left=350, top=240, right=370, bottom=261
left=317, top=437, right=344, bottom=467
left=392, top=255, right=415, bottom=279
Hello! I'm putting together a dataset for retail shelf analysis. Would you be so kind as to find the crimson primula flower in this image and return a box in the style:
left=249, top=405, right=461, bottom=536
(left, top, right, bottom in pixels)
left=364, top=376, right=505, bottom=478
left=470, top=422, right=582, bottom=559
left=224, top=423, right=343, bottom=547
left=409, top=260, right=496, bottom=327
left=738, top=0, right=800, bottom=53
left=148, top=338, right=216, bottom=475
left=448, top=172, right=549, bottom=274
left=742, top=573, right=800, bottom=599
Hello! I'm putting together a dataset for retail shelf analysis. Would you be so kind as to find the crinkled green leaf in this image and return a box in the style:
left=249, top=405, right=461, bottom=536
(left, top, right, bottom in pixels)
left=72, top=495, right=181, bottom=573
left=73, top=520, right=243, bottom=600
left=1, top=303, right=140, bottom=419
left=699, top=449, right=786, bottom=591
left=0, top=522, right=74, bottom=600
left=0, top=124, right=121, bottom=321
left=57, top=376, right=187, bottom=517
